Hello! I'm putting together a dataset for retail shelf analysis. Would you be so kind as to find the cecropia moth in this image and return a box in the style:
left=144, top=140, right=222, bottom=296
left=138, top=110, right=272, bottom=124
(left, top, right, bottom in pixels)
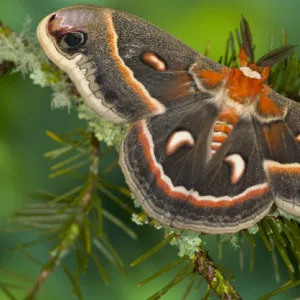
left=37, top=5, right=300, bottom=234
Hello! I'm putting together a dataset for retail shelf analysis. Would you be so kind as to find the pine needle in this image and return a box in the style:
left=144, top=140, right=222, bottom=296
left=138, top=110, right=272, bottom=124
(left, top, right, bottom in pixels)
left=181, top=271, right=197, bottom=300
left=44, top=145, right=73, bottom=159
left=49, top=160, right=89, bottom=179
left=147, top=261, right=193, bottom=300
left=90, top=253, right=109, bottom=285
left=102, top=209, right=137, bottom=240
left=130, top=234, right=175, bottom=267
left=138, top=256, right=188, bottom=287
left=259, top=280, right=300, bottom=300
left=0, top=286, right=17, bottom=300
left=93, top=237, right=124, bottom=270
left=97, top=183, right=135, bottom=214
left=51, top=151, right=88, bottom=171
left=62, top=265, right=83, bottom=300
left=46, top=130, right=67, bottom=144
left=51, top=185, right=83, bottom=203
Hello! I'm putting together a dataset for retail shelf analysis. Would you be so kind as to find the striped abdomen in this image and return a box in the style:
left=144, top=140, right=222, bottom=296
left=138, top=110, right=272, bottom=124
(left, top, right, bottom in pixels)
left=211, top=108, right=239, bottom=155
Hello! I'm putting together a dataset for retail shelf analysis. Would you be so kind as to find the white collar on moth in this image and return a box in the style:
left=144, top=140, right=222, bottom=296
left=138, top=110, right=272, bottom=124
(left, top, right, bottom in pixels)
left=239, top=66, right=262, bottom=79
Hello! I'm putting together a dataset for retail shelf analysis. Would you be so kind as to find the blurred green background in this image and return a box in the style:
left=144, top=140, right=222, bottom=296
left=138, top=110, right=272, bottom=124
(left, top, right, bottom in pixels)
left=1, top=0, right=300, bottom=299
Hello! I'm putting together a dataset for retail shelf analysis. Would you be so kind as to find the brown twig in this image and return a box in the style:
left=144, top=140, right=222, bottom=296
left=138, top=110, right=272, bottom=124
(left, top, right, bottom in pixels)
left=0, top=60, right=14, bottom=78
left=24, top=133, right=100, bottom=300
left=24, top=258, right=57, bottom=300
left=194, top=250, right=242, bottom=300
left=0, top=21, right=14, bottom=77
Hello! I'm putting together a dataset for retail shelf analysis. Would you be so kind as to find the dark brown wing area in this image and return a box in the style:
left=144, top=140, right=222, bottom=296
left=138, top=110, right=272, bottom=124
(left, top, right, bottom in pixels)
left=108, top=11, right=222, bottom=118
left=255, top=90, right=300, bottom=217
left=120, top=101, right=273, bottom=234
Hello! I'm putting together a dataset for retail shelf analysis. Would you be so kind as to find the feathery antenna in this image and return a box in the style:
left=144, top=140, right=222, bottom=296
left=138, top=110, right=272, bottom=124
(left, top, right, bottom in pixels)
left=256, top=44, right=297, bottom=67
left=240, top=15, right=255, bottom=63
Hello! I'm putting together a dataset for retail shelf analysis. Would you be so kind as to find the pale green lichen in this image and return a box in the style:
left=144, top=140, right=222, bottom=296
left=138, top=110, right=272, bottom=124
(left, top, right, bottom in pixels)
left=278, top=209, right=300, bottom=223
left=248, top=224, right=259, bottom=235
left=28, top=59, right=74, bottom=109
left=220, top=233, right=240, bottom=249
left=0, top=21, right=74, bottom=110
left=0, top=29, right=44, bottom=74
left=77, top=104, right=128, bottom=148
left=29, top=68, right=49, bottom=87
left=164, top=226, right=203, bottom=258
left=51, top=79, right=74, bottom=110
left=132, top=218, right=203, bottom=258
left=132, top=213, right=149, bottom=226
left=172, top=233, right=202, bottom=258
left=131, top=193, right=141, bottom=208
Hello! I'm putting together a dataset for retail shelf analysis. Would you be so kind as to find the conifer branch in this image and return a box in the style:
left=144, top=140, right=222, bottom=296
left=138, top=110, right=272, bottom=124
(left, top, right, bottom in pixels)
left=24, top=133, right=100, bottom=300
left=24, top=260, right=56, bottom=300
left=194, top=249, right=241, bottom=300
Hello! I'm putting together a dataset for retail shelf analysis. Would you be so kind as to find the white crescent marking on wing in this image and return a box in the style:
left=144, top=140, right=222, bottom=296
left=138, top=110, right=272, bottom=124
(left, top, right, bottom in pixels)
left=225, top=154, right=246, bottom=184
left=166, top=131, right=194, bottom=156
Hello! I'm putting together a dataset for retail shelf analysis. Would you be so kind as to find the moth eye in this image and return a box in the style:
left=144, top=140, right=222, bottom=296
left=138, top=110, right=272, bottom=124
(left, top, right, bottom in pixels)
left=60, top=32, right=86, bottom=50
left=142, top=51, right=167, bottom=71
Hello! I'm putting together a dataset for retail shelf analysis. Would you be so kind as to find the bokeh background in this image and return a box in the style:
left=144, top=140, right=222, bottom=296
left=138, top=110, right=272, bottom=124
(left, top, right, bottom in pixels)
left=1, top=0, right=300, bottom=299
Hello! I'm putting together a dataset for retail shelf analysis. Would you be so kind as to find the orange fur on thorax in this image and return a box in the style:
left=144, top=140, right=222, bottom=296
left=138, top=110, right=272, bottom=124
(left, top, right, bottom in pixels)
left=199, top=67, right=268, bottom=104
left=226, top=68, right=264, bottom=102
left=198, top=67, right=284, bottom=118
